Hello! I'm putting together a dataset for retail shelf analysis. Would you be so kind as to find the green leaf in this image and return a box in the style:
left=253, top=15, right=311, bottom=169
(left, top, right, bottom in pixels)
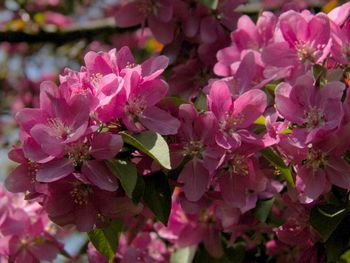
left=254, top=198, right=275, bottom=223
left=106, top=159, right=138, bottom=199
left=171, top=246, right=197, bottom=263
left=324, top=215, right=350, bottom=262
left=341, top=250, right=350, bottom=263
left=88, top=219, right=123, bottom=262
left=143, top=172, right=171, bottom=224
left=197, top=0, right=218, bottom=9
left=120, top=131, right=171, bottom=169
left=312, top=64, right=327, bottom=87
left=265, top=83, right=278, bottom=93
left=194, top=91, right=208, bottom=112
left=261, top=148, right=295, bottom=187
left=132, top=175, right=145, bottom=204
left=225, top=242, right=246, bottom=263
left=310, top=205, right=348, bottom=242
left=160, top=96, right=187, bottom=106
left=59, top=249, right=72, bottom=259
left=254, top=115, right=266, bottom=125
left=194, top=249, right=229, bottom=263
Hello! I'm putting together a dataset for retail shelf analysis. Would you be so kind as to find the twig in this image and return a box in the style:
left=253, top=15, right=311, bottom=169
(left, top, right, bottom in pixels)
left=0, top=18, right=138, bottom=44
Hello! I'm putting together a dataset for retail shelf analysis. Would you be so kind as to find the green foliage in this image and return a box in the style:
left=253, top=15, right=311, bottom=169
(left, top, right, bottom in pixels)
left=196, top=0, right=219, bottom=9
left=254, top=198, right=275, bottom=223
left=194, top=91, right=208, bottom=112
left=171, top=246, right=197, bottom=263
left=312, top=64, right=327, bottom=87
left=120, top=131, right=171, bottom=169
left=193, top=242, right=245, bottom=263
left=324, top=215, right=350, bottom=263
left=143, top=171, right=172, bottom=225
left=88, top=219, right=123, bottom=262
left=261, top=148, right=295, bottom=187
left=310, top=204, right=348, bottom=242
left=340, top=250, right=350, bottom=263
left=106, top=159, right=144, bottom=202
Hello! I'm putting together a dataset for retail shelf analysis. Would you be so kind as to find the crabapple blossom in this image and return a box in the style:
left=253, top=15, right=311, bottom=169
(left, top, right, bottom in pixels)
left=4, top=2, right=350, bottom=262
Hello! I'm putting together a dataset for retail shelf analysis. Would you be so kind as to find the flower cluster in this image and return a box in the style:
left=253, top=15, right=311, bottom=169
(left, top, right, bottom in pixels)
left=0, top=185, right=63, bottom=262
left=212, top=2, right=350, bottom=204
left=5, top=47, right=181, bottom=231
left=5, top=2, right=350, bottom=262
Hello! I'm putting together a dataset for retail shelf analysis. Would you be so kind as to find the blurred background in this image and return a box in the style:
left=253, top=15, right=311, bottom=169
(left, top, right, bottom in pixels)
left=0, top=0, right=341, bottom=261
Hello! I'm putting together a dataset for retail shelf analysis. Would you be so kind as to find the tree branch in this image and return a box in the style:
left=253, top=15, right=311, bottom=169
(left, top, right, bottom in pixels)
left=0, top=18, right=138, bottom=44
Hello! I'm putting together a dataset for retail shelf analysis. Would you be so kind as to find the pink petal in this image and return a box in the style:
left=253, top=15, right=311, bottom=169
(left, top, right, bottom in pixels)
left=180, top=161, right=209, bottom=202
left=296, top=167, right=326, bottom=203
left=233, top=89, right=267, bottom=128
left=117, top=46, right=136, bottom=70
left=148, top=17, right=174, bottom=44
left=262, top=42, right=298, bottom=67
left=39, top=81, right=59, bottom=112
left=5, top=165, right=33, bottom=193
left=200, top=16, right=218, bottom=44
left=84, top=51, right=113, bottom=75
left=154, top=0, right=173, bottom=22
left=30, top=124, right=64, bottom=157
left=326, top=157, right=350, bottom=189
left=16, top=108, right=44, bottom=134
left=207, top=80, right=233, bottom=120
left=235, top=52, right=257, bottom=94
left=307, top=14, right=330, bottom=45
left=328, top=2, right=350, bottom=25
left=75, top=203, right=98, bottom=232
left=115, top=2, right=144, bottom=27
left=8, top=148, right=26, bottom=163
left=279, top=10, right=307, bottom=45
left=29, top=243, right=60, bottom=261
left=90, top=133, right=123, bottom=160
left=233, top=15, right=259, bottom=49
left=194, top=111, right=218, bottom=144
left=36, top=159, right=74, bottom=182
left=134, top=79, right=168, bottom=107
left=82, top=160, right=118, bottom=191
left=178, top=104, right=198, bottom=140
left=140, top=106, right=180, bottom=135
left=184, top=14, right=200, bottom=38
left=203, top=226, right=224, bottom=258
left=275, top=82, right=305, bottom=124
left=23, top=137, right=52, bottom=163
left=177, top=224, right=205, bottom=247
left=141, top=55, right=169, bottom=80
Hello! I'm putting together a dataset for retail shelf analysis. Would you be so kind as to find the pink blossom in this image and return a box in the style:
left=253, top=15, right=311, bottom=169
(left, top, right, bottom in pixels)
left=207, top=80, right=267, bottom=149
left=115, top=0, right=175, bottom=44
left=43, top=175, right=141, bottom=231
left=262, top=11, right=332, bottom=68
left=275, top=74, right=345, bottom=144
left=175, top=104, right=224, bottom=202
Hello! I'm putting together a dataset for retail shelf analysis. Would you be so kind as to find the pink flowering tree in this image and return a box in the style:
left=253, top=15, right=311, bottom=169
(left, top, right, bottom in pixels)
left=1, top=0, right=350, bottom=262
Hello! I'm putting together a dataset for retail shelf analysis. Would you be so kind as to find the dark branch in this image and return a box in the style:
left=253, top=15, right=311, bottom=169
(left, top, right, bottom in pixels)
left=0, top=18, right=138, bottom=44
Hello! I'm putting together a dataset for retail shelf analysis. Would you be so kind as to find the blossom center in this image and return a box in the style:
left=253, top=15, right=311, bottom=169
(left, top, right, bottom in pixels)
left=183, top=140, right=204, bottom=159
left=227, top=154, right=249, bottom=176
left=70, top=183, right=92, bottom=205
left=47, top=118, right=72, bottom=139
left=305, top=147, right=328, bottom=170
left=90, top=73, right=103, bottom=87
left=137, top=0, right=159, bottom=17
left=220, top=114, right=245, bottom=135
left=304, top=106, right=324, bottom=128
left=295, top=41, right=316, bottom=63
left=125, top=96, right=147, bottom=116
left=66, top=142, right=90, bottom=167
left=28, top=161, right=38, bottom=182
